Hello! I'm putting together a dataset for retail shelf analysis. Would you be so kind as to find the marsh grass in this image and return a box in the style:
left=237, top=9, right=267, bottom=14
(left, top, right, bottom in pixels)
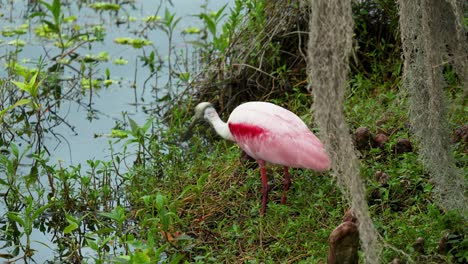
left=114, top=77, right=465, bottom=262
left=0, top=0, right=466, bottom=263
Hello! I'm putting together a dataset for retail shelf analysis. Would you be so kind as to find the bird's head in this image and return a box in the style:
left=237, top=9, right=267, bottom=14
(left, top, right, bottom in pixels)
left=181, top=102, right=215, bottom=141
left=193, top=102, right=214, bottom=121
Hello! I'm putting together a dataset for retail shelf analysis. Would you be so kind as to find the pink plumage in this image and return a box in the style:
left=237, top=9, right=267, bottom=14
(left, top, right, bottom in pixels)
left=227, top=102, right=330, bottom=171
left=194, top=101, right=331, bottom=215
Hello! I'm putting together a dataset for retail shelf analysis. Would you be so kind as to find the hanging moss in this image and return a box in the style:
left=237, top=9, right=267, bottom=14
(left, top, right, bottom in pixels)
left=307, top=1, right=382, bottom=263
left=398, top=0, right=467, bottom=216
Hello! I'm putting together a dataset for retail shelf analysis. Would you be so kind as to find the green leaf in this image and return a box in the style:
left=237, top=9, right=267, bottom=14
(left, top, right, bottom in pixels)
left=51, top=0, right=62, bottom=23
left=197, top=173, right=208, bottom=188
left=169, top=254, right=185, bottom=264
left=13, top=98, right=32, bottom=106
left=63, top=213, right=82, bottom=234
left=31, top=202, right=51, bottom=221
left=11, top=81, right=29, bottom=93
left=164, top=8, right=174, bottom=25
left=11, top=72, right=41, bottom=98
left=7, top=212, right=25, bottom=227
left=172, top=17, right=182, bottom=30
left=85, top=238, right=98, bottom=251
left=0, top=177, right=8, bottom=186
left=132, top=251, right=151, bottom=263
left=41, top=19, right=59, bottom=33
left=160, top=208, right=170, bottom=231
left=185, top=40, right=209, bottom=49
left=28, top=72, right=41, bottom=98
left=128, top=117, right=139, bottom=135
left=64, top=221, right=78, bottom=234
left=28, top=11, right=47, bottom=19
left=0, top=98, right=31, bottom=121
left=88, top=3, right=120, bottom=11
left=142, top=117, right=153, bottom=133
left=114, top=37, right=152, bottom=48
left=200, top=13, right=216, bottom=36
left=110, top=129, right=129, bottom=138
left=113, top=58, right=128, bottom=65
left=183, top=26, right=200, bottom=34
left=178, top=72, right=190, bottom=82
left=212, top=4, right=227, bottom=21
left=155, top=193, right=166, bottom=211
left=98, top=205, right=126, bottom=225
left=101, top=235, right=113, bottom=245
left=154, top=244, right=168, bottom=261
left=10, top=143, right=19, bottom=158
left=39, top=0, right=52, bottom=12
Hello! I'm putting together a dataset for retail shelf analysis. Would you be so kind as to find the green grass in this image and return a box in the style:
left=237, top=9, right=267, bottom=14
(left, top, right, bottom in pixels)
left=3, top=68, right=463, bottom=262
left=114, top=72, right=466, bottom=263
left=1, top=0, right=466, bottom=262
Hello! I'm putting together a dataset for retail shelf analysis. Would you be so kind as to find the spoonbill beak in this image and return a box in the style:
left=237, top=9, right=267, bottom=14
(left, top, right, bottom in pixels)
left=181, top=114, right=203, bottom=141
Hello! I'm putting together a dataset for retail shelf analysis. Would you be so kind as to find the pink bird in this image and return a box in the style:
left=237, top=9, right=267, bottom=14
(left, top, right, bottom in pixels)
left=193, top=101, right=331, bottom=215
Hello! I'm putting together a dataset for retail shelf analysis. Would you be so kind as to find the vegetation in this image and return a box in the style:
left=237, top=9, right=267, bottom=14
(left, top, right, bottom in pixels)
left=0, top=0, right=466, bottom=263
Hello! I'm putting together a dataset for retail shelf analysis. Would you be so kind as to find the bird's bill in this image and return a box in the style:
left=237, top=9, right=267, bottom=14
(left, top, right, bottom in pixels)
left=180, top=117, right=203, bottom=141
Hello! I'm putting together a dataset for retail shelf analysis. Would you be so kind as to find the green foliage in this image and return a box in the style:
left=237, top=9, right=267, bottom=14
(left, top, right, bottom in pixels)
left=1, top=24, right=28, bottom=37
left=35, top=0, right=67, bottom=51
left=11, top=71, right=42, bottom=99
left=114, top=37, right=152, bottom=49
left=198, top=4, right=230, bottom=52
left=0, top=0, right=465, bottom=263
left=351, top=0, right=401, bottom=78
left=161, top=8, right=182, bottom=35
left=63, top=213, right=81, bottom=234
left=99, top=205, right=126, bottom=228
left=82, top=51, right=110, bottom=62
left=88, top=2, right=120, bottom=12
left=7, top=196, right=51, bottom=257
left=0, top=98, right=31, bottom=122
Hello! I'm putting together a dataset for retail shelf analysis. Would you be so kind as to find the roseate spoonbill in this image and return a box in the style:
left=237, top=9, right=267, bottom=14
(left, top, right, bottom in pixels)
left=192, top=101, right=331, bottom=215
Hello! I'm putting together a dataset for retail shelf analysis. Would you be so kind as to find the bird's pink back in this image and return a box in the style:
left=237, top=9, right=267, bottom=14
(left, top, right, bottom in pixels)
left=228, top=102, right=330, bottom=171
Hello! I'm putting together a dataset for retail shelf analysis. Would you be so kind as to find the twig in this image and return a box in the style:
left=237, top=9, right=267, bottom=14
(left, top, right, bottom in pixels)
left=231, top=63, right=277, bottom=80
left=431, top=54, right=468, bottom=69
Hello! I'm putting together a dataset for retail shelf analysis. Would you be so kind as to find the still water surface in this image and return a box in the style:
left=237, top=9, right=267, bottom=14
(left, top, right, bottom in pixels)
left=0, top=0, right=229, bottom=261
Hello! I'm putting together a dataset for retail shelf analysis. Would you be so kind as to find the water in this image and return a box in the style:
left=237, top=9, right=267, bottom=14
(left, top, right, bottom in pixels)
left=20, top=0, right=228, bottom=166
left=0, top=0, right=229, bottom=261
left=2, top=0, right=230, bottom=164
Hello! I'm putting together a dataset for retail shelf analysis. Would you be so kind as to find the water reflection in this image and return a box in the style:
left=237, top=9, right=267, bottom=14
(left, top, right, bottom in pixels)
left=0, top=0, right=228, bottom=261
left=1, top=0, right=228, bottom=165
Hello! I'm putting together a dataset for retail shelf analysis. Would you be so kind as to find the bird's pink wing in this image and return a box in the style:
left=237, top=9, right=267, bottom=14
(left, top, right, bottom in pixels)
left=228, top=102, right=330, bottom=171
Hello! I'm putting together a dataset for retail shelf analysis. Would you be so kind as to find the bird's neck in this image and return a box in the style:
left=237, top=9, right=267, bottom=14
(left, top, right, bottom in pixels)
left=204, top=107, right=235, bottom=141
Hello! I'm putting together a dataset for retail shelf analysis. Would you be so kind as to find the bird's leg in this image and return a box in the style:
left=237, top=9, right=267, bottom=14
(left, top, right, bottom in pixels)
left=281, top=166, right=291, bottom=205
left=258, top=160, right=268, bottom=216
